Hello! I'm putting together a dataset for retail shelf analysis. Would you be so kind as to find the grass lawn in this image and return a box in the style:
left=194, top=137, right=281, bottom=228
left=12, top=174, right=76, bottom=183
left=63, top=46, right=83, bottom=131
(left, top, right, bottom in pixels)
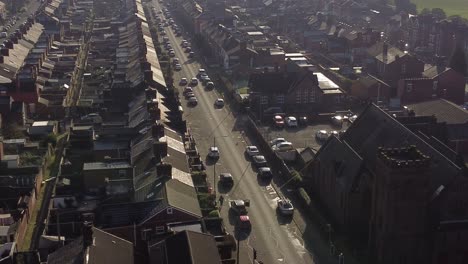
left=410, top=0, right=468, bottom=18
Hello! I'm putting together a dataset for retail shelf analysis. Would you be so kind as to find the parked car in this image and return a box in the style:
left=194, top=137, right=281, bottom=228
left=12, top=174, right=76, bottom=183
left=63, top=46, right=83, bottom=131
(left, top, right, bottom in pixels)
left=174, top=63, right=181, bottom=71
left=197, top=69, right=206, bottom=77
left=188, top=51, right=195, bottom=58
left=331, top=115, right=343, bottom=127
left=272, top=142, right=293, bottom=152
left=188, top=96, right=198, bottom=105
left=179, top=78, right=188, bottom=85
left=270, top=138, right=286, bottom=146
left=206, top=81, right=214, bottom=89
left=238, top=215, right=251, bottom=230
left=277, top=199, right=294, bottom=216
left=169, top=50, right=175, bottom=57
left=199, top=73, right=209, bottom=80
left=229, top=199, right=250, bottom=215
left=185, top=46, right=191, bottom=53
left=173, top=58, right=180, bottom=64
left=285, top=116, right=298, bottom=127
left=273, top=115, right=285, bottom=128
left=183, top=86, right=193, bottom=94
left=252, top=155, right=267, bottom=167
left=190, top=77, right=198, bottom=85
left=258, top=167, right=273, bottom=178
left=245, top=146, right=259, bottom=157
left=330, top=130, right=339, bottom=137
left=315, top=130, right=329, bottom=141
left=214, top=98, right=224, bottom=108
left=298, top=116, right=308, bottom=126
left=208, top=146, right=220, bottom=158
left=219, top=173, right=234, bottom=186
left=185, top=92, right=195, bottom=98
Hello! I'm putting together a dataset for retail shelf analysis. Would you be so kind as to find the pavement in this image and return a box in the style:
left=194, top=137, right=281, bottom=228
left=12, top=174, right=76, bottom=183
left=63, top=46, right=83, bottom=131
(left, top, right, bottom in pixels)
left=149, top=2, right=315, bottom=264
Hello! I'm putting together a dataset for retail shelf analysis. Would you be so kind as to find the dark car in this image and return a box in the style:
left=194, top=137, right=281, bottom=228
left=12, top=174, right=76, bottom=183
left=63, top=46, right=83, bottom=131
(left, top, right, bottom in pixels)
left=219, top=173, right=234, bottom=186
left=252, top=155, right=267, bottom=168
left=258, top=167, right=273, bottom=178
left=298, top=116, right=308, bottom=126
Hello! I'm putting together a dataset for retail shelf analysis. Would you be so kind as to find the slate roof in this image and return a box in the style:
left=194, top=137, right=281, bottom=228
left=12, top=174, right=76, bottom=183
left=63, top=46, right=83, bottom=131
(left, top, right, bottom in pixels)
left=341, top=104, right=464, bottom=193
left=406, top=99, right=468, bottom=125
left=368, top=42, right=406, bottom=65
left=150, top=230, right=222, bottom=264
left=315, top=136, right=363, bottom=191
left=88, top=227, right=134, bottom=264
left=249, top=72, right=292, bottom=93
left=46, top=236, right=84, bottom=264
left=422, top=65, right=449, bottom=79
left=164, top=179, right=202, bottom=217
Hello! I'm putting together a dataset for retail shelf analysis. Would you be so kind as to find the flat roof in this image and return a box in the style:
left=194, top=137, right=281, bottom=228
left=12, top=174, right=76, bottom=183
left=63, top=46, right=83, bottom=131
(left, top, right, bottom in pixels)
left=315, top=72, right=339, bottom=89
left=83, top=161, right=131, bottom=170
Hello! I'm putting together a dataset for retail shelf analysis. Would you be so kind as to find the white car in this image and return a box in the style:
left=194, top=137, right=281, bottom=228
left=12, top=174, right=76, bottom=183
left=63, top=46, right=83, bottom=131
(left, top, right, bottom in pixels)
left=208, top=146, right=220, bottom=158
left=214, top=98, right=224, bottom=107
left=169, top=51, right=175, bottom=57
left=190, top=77, right=198, bottom=85
left=277, top=199, right=294, bottom=216
left=179, top=78, right=188, bottom=85
left=270, top=138, right=286, bottom=147
left=174, top=63, right=181, bottom=70
left=285, top=116, right=298, bottom=127
left=315, top=130, right=329, bottom=141
left=272, top=142, right=293, bottom=152
left=245, top=146, right=260, bottom=157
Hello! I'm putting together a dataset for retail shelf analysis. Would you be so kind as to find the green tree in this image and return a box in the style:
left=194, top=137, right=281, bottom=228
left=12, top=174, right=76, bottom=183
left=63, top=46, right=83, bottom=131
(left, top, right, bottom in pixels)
left=431, top=8, right=446, bottom=20
left=420, top=8, right=431, bottom=15
left=449, top=44, right=467, bottom=76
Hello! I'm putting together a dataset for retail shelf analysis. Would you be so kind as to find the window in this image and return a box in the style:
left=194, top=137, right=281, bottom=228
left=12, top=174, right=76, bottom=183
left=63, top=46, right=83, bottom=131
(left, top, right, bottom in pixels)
left=276, top=95, right=285, bottom=104
left=141, top=228, right=152, bottom=240
left=167, top=207, right=173, bottom=214
left=302, top=90, right=309, bottom=104
left=406, top=82, right=413, bottom=92
left=432, top=80, right=438, bottom=90
left=401, top=63, right=406, bottom=74
left=155, top=226, right=165, bottom=234
left=260, top=96, right=268, bottom=105
left=309, top=92, right=316, bottom=103
left=118, top=170, right=126, bottom=177
left=296, top=93, right=301, bottom=104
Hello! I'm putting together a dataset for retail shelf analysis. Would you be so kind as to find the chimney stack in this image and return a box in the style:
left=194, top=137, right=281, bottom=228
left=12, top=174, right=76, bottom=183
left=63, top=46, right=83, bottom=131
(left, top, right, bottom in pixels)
left=383, top=42, right=388, bottom=61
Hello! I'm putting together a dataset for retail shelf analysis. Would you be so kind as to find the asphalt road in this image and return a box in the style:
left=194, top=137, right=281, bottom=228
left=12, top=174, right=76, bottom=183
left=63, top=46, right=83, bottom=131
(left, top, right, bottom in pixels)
left=1, top=0, right=42, bottom=36
left=149, top=2, right=314, bottom=264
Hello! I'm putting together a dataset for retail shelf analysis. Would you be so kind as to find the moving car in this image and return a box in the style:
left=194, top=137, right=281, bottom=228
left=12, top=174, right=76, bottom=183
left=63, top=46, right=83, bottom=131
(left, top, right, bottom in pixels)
left=252, top=155, right=267, bottom=168
left=214, top=98, right=224, bottom=108
left=185, top=92, right=195, bottom=98
left=258, top=167, right=273, bottom=178
left=190, top=77, right=198, bottom=85
left=208, top=146, right=220, bottom=159
left=285, top=116, right=298, bottom=127
left=331, top=115, right=343, bottom=127
left=273, top=115, right=285, bottom=128
left=245, top=146, right=259, bottom=157
left=277, top=198, right=294, bottom=216
left=219, top=173, right=234, bottom=186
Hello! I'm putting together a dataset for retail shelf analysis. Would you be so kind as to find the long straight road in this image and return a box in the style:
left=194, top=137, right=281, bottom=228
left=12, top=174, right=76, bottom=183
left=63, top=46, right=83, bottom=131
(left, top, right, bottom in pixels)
left=148, top=2, right=315, bottom=264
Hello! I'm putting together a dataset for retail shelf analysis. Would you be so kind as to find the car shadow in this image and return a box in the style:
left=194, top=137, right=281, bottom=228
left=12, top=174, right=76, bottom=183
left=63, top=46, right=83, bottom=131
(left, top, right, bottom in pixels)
left=256, top=175, right=271, bottom=187
left=217, top=182, right=232, bottom=194
left=276, top=209, right=294, bottom=225
left=204, top=155, right=219, bottom=166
